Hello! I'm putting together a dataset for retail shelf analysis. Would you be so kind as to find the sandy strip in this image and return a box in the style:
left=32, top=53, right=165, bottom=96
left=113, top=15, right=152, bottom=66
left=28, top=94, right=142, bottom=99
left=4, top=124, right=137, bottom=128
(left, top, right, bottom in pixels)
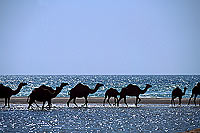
left=0, top=97, right=195, bottom=105
left=181, top=128, right=200, bottom=133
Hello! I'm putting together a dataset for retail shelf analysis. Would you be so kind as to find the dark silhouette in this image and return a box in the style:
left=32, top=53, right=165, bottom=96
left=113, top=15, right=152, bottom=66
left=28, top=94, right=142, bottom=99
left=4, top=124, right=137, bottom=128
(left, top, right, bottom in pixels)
left=103, top=88, right=119, bottom=106
left=171, top=87, right=187, bottom=106
left=67, top=83, right=104, bottom=107
left=27, top=83, right=68, bottom=110
left=0, top=83, right=27, bottom=107
left=117, top=84, right=152, bottom=107
left=188, top=82, right=200, bottom=106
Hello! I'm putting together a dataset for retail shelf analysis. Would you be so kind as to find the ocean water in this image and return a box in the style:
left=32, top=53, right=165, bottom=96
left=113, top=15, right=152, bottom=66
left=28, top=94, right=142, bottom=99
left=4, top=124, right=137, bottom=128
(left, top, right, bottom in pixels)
left=0, top=75, right=200, bottom=98
left=0, top=104, right=200, bottom=132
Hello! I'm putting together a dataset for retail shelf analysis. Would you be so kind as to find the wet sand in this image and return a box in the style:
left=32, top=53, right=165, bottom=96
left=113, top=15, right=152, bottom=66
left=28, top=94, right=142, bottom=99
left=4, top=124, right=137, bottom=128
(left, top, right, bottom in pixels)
left=0, top=97, right=200, bottom=132
left=0, top=103, right=200, bottom=132
left=0, top=97, right=194, bottom=105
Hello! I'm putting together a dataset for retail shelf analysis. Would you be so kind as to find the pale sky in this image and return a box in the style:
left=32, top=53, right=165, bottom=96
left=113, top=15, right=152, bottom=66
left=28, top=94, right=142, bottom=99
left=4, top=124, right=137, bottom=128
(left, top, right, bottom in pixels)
left=0, top=0, right=200, bottom=75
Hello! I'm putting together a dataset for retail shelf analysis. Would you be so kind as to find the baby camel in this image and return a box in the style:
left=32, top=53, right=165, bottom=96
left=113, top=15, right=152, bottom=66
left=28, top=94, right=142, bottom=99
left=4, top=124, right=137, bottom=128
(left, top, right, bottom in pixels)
left=103, top=88, right=119, bottom=106
left=171, top=87, right=187, bottom=106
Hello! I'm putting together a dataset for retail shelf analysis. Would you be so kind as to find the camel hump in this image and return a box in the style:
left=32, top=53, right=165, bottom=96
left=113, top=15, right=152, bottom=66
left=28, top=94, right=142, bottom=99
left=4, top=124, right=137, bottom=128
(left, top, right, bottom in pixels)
left=127, top=84, right=139, bottom=89
left=74, top=83, right=85, bottom=88
left=39, top=85, right=50, bottom=89
left=175, top=87, right=181, bottom=90
left=72, top=83, right=88, bottom=91
left=39, top=85, right=53, bottom=90
left=192, top=86, right=200, bottom=93
left=172, top=87, right=181, bottom=94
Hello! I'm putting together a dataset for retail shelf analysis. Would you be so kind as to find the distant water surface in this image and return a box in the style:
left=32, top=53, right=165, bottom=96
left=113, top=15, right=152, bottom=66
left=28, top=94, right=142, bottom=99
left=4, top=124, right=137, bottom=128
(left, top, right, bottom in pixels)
left=0, top=75, right=199, bottom=98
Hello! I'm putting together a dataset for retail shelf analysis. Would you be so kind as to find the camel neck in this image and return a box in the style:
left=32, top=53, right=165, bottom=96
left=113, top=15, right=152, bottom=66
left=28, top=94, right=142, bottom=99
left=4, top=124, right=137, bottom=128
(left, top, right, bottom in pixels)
left=183, top=88, right=187, bottom=95
left=52, top=87, right=62, bottom=98
left=90, top=85, right=99, bottom=94
left=140, top=86, right=148, bottom=94
left=12, top=85, right=23, bottom=95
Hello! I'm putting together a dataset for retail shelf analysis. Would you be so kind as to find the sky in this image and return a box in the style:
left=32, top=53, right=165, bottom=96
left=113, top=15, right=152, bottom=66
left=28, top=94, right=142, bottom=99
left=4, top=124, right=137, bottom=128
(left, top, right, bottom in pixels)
left=0, top=0, right=200, bottom=75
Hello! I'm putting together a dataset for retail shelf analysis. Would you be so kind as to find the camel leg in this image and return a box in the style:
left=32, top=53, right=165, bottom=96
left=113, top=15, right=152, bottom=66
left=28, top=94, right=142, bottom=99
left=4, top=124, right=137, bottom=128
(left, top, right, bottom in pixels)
left=3, top=98, right=7, bottom=108
left=124, top=97, right=128, bottom=107
left=28, top=99, right=35, bottom=109
left=194, top=95, right=197, bottom=106
left=171, top=96, right=175, bottom=106
left=8, top=97, right=10, bottom=108
left=137, top=97, right=141, bottom=104
left=171, top=98, right=174, bottom=106
left=103, top=95, right=107, bottom=106
left=198, top=97, right=200, bottom=106
left=107, top=96, right=111, bottom=106
left=179, top=97, right=182, bottom=106
left=117, top=97, right=123, bottom=106
left=174, top=98, right=176, bottom=106
left=83, top=96, right=88, bottom=107
left=188, top=94, right=193, bottom=105
left=48, top=100, right=52, bottom=109
left=42, top=101, right=46, bottom=110
left=73, top=98, right=78, bottom=107
left=172, top=96, right=176, bottom=106
left=67, top=97, right=73, bottom=107
left=34, top=101, right=40, bottom=108
left=114, top=97, right=118, bottom=106
left=135, top=97, right=138, bottom=107
left=135, top=96, right=141, bottom=107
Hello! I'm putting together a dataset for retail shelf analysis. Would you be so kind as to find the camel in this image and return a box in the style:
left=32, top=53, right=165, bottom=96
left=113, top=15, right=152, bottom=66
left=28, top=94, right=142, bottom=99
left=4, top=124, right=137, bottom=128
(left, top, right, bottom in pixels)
left=103, top=88, right=119, bottom=106
left=67, top=83, right=104, bottom=107
left=0, top=82, right=27, bottom=107
left=188, top=82, right=200, bottom=106
left=27, top=83, right=68, bottom=110
left=117, top=84, right=152, bottom=107
left=171, top=87, right=187, bottom=106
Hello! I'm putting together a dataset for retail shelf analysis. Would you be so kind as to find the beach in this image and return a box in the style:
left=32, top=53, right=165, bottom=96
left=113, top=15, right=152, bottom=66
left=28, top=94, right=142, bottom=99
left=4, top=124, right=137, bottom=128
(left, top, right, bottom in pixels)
left=0, top=97, right=200, bottom=132
left=0, top=97, right=195, bottom=105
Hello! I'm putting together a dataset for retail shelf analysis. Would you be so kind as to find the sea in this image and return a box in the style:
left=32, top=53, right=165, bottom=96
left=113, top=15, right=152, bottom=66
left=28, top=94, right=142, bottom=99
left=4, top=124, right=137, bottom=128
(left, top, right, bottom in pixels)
left=1, top=75, right=200, bottom=132
left=0, top=75, right=199, bottom=98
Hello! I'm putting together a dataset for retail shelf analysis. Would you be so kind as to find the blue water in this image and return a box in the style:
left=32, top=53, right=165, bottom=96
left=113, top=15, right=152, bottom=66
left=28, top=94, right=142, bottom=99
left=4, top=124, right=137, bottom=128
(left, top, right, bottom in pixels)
left=0, top=104, right=200, bottom=132
left=0, top=75, right=199, bottom=98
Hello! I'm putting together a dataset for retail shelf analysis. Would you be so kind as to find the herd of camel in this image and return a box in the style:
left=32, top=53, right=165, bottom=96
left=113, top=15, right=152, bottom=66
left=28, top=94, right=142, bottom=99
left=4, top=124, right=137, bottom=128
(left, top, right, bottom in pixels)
left=0, top=82, right=200, bottom=110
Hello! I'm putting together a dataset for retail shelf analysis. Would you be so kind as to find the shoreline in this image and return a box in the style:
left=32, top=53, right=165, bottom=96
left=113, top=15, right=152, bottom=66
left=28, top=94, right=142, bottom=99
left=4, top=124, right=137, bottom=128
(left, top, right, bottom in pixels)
left=0, top=97, right=195, bottom=105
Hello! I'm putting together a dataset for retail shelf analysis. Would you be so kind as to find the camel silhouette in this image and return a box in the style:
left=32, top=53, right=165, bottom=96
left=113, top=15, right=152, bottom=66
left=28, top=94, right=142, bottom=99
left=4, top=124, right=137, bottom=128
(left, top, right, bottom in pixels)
left=67, top=83, right=104, bottom=107
left=171, top=87, right=187, bottom=106
left=188, top=82, right=200, bottom=106
left=0, top=82, right=27, bottom=107
left=103, top=88, right=119, bottom=106
left=117, top=84, right=152, bottom=107
left=27, top=83, right=68, bottom=110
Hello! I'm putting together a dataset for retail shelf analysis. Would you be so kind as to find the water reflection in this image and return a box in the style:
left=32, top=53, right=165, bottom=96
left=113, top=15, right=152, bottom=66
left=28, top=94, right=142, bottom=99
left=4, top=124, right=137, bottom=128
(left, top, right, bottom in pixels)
left=0, top=104, right=199, bottom=132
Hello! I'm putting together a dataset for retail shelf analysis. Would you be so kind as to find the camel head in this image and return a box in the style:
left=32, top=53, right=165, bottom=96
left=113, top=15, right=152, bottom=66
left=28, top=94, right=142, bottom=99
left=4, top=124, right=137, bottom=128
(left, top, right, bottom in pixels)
left=96, top=83, right=104, bottom=88
left=19, top=82, right=28, bottom=87
left=146, top=84, right=152, bottom=89
left=197, top=82, right=200, bottom=87
left=60, top=83, right=69, bottom=88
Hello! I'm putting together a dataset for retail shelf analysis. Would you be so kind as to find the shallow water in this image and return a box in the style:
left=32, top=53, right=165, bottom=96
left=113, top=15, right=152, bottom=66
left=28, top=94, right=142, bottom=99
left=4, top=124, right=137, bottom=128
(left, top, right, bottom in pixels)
left=0, top=75, right=200, bottom=98
left=0, top=104, right=199, bottom=132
